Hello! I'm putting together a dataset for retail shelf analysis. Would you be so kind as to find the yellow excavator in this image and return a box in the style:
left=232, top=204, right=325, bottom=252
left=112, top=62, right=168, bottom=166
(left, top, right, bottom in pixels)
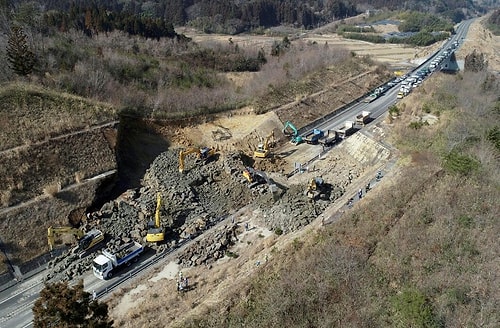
left=306, top=177, right=325, bottom=200
left=179, top=146, right=217, bottom=173
left=242, top=166, right=278, bottom=193
left=47, top=226, right=104, bottom=257
left=146, top=192, right=165, bottom=243
left=254, top=131, right=274, bottom=158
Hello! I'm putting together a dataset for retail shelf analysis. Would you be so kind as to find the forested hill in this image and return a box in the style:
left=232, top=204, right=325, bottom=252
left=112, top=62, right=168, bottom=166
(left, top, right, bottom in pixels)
left=4, top=0, right=489, bottom=35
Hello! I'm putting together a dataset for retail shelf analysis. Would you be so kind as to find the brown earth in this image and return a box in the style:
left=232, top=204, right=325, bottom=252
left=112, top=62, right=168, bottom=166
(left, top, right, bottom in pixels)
left=2, top=12, right=497, bottom=323
left=105, top=16, right=500, bottom=327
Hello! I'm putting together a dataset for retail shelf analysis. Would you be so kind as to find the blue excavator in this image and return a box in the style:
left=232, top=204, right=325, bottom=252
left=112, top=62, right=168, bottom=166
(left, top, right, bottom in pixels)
left=282, top=121, right=303, bottom=145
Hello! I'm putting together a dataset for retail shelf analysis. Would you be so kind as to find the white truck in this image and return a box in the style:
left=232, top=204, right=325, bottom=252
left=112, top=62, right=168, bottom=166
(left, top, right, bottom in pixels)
left=92, top=241, right=144, bottom=280
left=355, top=111, right=371, bottom=125
left=335, top=121, right=355, bottom=139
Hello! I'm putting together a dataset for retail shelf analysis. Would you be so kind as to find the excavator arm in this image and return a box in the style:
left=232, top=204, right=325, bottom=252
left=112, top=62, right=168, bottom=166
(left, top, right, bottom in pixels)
left=179, top=147, right=200, bottom=173
left=283, top=121, right=297, bottom=136
left=146, top=192, right=165, bottom=243
left=179, top=147, right=217, bottom=173
left=282, top=121, right=303, bottom=145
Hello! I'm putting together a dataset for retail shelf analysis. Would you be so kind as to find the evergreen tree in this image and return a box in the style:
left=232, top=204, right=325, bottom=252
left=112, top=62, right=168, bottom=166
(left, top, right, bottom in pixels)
left=6, top=26, right=36, bottom=76
left=33, top=280, right=113, bottom=328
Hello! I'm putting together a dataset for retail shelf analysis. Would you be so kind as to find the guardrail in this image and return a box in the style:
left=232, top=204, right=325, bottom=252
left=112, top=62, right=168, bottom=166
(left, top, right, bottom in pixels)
left=94, top=214, right=229, bottom=299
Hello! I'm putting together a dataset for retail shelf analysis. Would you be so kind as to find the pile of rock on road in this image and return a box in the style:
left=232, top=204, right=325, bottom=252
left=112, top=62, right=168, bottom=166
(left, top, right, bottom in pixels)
left=45, top=148, right=354, bottom=281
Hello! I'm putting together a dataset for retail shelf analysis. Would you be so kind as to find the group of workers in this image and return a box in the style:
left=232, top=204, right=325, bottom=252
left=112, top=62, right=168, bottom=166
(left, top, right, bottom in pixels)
left=347, top=171, right=383, bottom=208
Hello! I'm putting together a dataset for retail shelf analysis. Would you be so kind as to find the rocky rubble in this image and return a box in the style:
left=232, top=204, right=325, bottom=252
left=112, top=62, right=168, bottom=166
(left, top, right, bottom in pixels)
left=177, top=223, right=239, bottom=267
left=45, top=147, right=360, bottom=282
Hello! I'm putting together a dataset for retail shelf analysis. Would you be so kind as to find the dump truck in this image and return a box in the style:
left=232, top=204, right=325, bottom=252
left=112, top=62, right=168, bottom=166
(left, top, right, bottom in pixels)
left=92, top=241, right=144, bottom=280
left=355, top=111, right=371, bottom=125
left=335, top=121, right=355, bottom=139
left=318, top=130, right=339, bottom=146
left=303, top=128, right=324, bottom=144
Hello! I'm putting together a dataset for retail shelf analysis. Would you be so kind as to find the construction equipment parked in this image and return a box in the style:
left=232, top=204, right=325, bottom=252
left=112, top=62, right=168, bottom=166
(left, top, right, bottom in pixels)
left=305, top=177, right=325, bottom=200
left=179, top=146, right=216, bottom=173
left=146, top=192, right=164, bottom=243
left=335, top=121, right=355, bottom=139
left=47, top=226, right=104, bottom=258
left=92, top=241, right=144, bottom=280
left=303, top=128, right=324, bottom=144
left=355, top=111, right=371, bottom=125
left=282, top=121, right=303, bottom=145
left=254, top=131, right=274, bottom=158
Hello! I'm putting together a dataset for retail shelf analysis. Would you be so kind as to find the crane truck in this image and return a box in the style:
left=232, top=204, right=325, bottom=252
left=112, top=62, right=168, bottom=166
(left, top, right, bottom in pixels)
left=254, top=131, right=274, bottom=158
left=47, top=226, right=104, bottom=258
left=92, top=241, right=144, bottom=279
left=179, top=146, right=216, bottom=173
left=146, top=192, right=164, bottom=243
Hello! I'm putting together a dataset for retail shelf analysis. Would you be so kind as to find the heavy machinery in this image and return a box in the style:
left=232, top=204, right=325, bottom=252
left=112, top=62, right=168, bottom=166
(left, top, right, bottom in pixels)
left=47, top=226, right=104, bottom=257
left=146, top=192, right=165, bottom=243
left=254, top=131, right=274, bottom=158
left=92, top=241, right=144, bottom=280
left=305, top=177, right=325, bottom=200
left=282, top=121, right=303, bottom=145
left=243, top=167, right=277, bottom=193
left=179, top=146, right=217, bottom=173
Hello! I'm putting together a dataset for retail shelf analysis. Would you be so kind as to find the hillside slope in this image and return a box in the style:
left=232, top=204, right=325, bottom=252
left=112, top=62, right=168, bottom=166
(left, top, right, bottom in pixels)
left=103, top=18, right=499, bottom=328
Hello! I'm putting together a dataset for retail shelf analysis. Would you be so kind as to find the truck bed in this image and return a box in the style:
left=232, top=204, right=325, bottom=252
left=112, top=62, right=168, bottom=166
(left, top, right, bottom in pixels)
left=114, top=242, right=143, bottom=265
left=303, top=129, right=324, bottom=144
left=318, top=130, right=339, bottom=146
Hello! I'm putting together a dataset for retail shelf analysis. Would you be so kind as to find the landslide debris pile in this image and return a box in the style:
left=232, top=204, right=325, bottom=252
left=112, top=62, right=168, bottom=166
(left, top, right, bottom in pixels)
left=46, top=147, right=358, bottom=282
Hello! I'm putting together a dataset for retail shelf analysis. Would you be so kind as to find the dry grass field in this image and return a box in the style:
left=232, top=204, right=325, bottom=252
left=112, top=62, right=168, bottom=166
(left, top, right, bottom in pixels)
left=104, top=17, right=500, bottom=327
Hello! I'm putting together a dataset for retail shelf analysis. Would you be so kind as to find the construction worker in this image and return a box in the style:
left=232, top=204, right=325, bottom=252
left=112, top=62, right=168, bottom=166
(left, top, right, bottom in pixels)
left=358, top=188, right=363, bottom=199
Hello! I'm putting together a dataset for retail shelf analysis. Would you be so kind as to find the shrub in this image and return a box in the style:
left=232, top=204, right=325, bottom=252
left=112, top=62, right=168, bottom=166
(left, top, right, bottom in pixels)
left=389, top=105, right=400, bottom=117
left=225, top=251, right=239, bottom=258
left=391, top=287, right=440, bottom=328
left=443, top=150, right=480, bottom=175
left=43, top=181, right=61, bottom=197
left=409, top=121, right=428, bottom=129
left=422, top=102, right=432, bottom=113
left=486, top=126, right=500, bottom=151
left=274, top=227, right=283, bottom=235
left=456, top=215, right=474, bottom=228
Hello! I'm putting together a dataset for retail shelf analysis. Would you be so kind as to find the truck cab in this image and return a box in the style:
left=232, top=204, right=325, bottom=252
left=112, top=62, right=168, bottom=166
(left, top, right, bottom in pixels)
left=93, top=254, right=112, bottom=280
